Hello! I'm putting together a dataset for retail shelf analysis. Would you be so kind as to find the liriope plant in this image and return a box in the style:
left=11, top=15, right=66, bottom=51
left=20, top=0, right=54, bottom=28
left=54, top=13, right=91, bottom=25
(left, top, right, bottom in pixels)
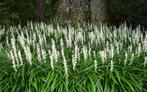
left=0, top=23, right=147, bottom=92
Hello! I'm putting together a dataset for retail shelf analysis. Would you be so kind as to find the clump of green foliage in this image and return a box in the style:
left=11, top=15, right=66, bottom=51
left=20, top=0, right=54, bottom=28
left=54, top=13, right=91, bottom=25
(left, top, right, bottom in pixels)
left=0, top=23, right=147, bottom=92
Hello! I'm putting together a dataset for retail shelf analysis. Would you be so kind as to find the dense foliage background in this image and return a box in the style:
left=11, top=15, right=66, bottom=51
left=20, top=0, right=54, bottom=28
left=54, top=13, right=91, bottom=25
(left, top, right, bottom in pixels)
left=0, top=0, right=147, bottom=28
left=0, top=0, right=54, bottom=25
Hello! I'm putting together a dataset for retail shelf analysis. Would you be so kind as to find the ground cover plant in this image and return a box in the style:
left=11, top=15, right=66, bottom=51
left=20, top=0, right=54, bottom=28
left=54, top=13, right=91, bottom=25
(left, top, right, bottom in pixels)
left=0, top=23, right=147, bottom=92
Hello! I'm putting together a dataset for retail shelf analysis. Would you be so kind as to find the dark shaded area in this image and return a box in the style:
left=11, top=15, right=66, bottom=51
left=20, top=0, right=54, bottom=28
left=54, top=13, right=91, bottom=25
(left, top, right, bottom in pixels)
left=109, top=0, right=147, bottom=29
left=127, top=4, right=147, bottom=29
left=0, top=0, right=147, bottom=29
left=0, top=0, right=53, bottom=26
left=35, top=0, right=45, bottom=22
left=0, top=0, right=36, bottom=26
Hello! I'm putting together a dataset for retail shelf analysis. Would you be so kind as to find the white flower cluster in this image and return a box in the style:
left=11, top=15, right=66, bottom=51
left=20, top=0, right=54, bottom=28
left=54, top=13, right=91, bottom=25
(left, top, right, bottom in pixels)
left=1, top=23, right=147, bottom=74
left=0, top=29, right=5, bottom=51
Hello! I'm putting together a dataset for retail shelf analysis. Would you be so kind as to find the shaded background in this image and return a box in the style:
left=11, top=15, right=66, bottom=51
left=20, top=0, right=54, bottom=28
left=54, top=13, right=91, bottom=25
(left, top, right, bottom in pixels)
left=0, top=0, right=147, bottom=29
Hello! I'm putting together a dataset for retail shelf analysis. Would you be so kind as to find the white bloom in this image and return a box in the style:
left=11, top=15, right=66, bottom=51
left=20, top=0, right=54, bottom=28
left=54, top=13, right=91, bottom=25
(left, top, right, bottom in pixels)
left=25, top=30, right=30, bottom=45
left=11, top=38, right=16, bottom=52
left=7, top=51, right=11, bottom=60
left=32, top=33, right=36, bottom=48
left=128, top=37, right=132, bottom=43
left=10, top=51, right=17, bottom=71
left=43, top=34, right=47, bottom=46
left=124, top=51, right=128, bottom=65
left=99, top=50, right=107, bottom=63
left=51, top=39, right=58, bottom=62
left=144, top=57, right=147, bottom=67
left=82, top=46, right=88, bottom=61
left=18, top=50, right=23, bottom=65
left=0, top=43, right=3, bottom=51
left=106, top=41, right=109, bottom=50
left=61, top=47, right=68, bottom=75
left=116, top=42, right=119, bottom=54
left=63, top=30, right=68, bottom=47
left=77, top=48, right=80, bottom=61
left=137, top=43, right=142, bottom=56
left=110, top=44, right=114, bottom=59
left=89, top=32, right=95, bottom=45
left=37, top=44, right=41, bottom=62
left=24, top=45, right=32, bottom=65
left=38, top=32, right=43, bottom=46
left=68, top=30, right=72, bottom=45
left=11, top=38, right=19, bottom=66
left=18, top=35, right=26, bottom=49
left=88, top=43, right=91, bottom=57
left=140, top=33, right=143, bottom=42
left=41, top=48, right=47, bottom=62
left=128, top=44, right=132, bottom=52
left=48, top=50, right=54, bottom=69
left=94, top=60, right=97, bottom=71
left=76, top=32, right=83, bottom=44
left=93, top=51, right=97, bottom=71
left=129, top=53, right=134, bottom=65
left=110, top=60, right=113, bottom=72
left=6, top=36, right=10, bottom=47
left=72, top=44, right=78, bottom=70
left=143, top=38, right=147, bottom=52
left=72, top=54, right=76, bottom=70
left=60, top=38, right=64, bottom=47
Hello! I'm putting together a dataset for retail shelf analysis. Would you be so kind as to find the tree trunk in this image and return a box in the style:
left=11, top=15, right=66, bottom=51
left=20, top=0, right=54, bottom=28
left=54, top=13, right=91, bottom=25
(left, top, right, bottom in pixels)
left=91, top=0, right=109, bottom=25
left=36, top=0, right=45, bottom=22
left=55, top=0, right=109, bottom=25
